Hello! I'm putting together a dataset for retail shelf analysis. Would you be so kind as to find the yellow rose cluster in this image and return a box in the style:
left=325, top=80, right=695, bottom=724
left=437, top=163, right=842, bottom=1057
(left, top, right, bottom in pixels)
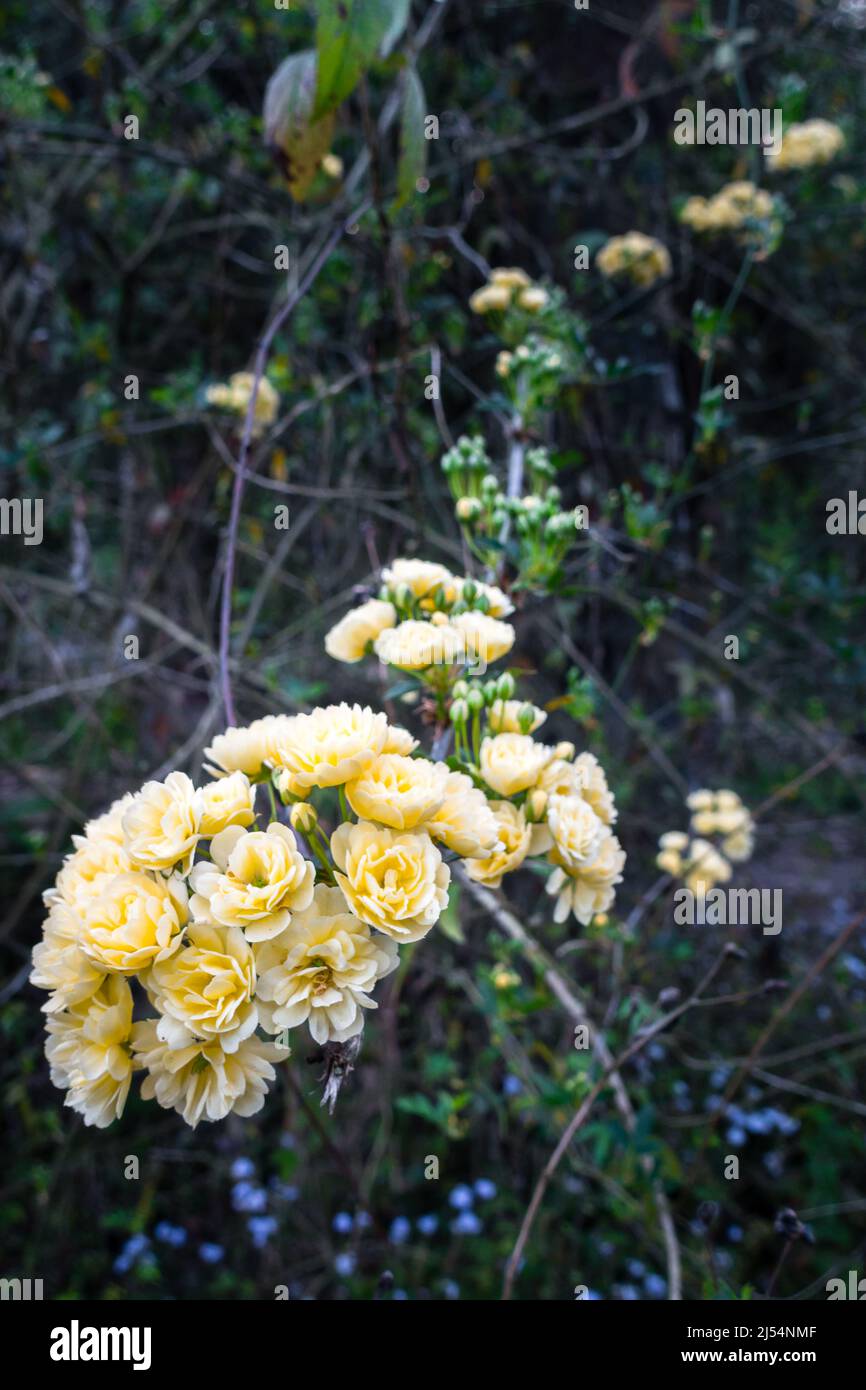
left=325, top=557, right=515, bottom=683
left=31, top=698, right=509, bottom=1128
left=326, top=570, right=626, bottom=928
left=767, top=119, right=844, bottom=172
left=469, top=266, right=550, bottom=316
left=205, top=371, right=279, bottom=437
left=596, top=232, right=672, bottom=287
left=679, top=181, right=781, bottom=249
left=656, top=788, right=755, bottom=895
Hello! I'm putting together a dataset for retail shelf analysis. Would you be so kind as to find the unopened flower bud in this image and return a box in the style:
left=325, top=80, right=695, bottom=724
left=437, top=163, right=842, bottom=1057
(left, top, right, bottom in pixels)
left=456, top=496, right=482, bottom=523
left=467, top=686, right=485, bottom=712
left=496, top=672, right=516, bottom=699
left=554, top=741, right=575, bottom=761
left=290, top=802, right=318, bottom=835
left=449, top=698, right=469, bottom=725
left=517, top=703, right=537, bottom=734
left=483, top=679, right=499, bottom=705
left=525, top=788, right=548, bottom=822
left=461, top=578, right=477, bottom=603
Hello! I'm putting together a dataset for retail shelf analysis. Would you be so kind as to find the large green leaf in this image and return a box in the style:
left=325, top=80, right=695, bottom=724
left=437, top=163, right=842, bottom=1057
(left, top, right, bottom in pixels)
left=263, top=50, right=336, bottom=202
left=392, top=64, right=426, bottom=211
left=313, top=0, right=409, bottom=118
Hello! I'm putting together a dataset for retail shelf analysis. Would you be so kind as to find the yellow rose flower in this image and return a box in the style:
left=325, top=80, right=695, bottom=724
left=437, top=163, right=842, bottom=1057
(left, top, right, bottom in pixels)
left=768, top=118, right=844, bottom=171
left=546, top=828, right=626, bottom=925
left=270, top=702, right=389, bottom=792
left=49, top=834, right=134, bottom=913
left=381, top=558, right=455, bottom=599
left=255, top=885, right=399, bottom=1044
left=488, top=699, right=546, bottom=734
left=199, top=771, right=257, bottom=837
left=149, top=922, right=258, bottom=1052
left=204, top=715, right=295, bottom=779
left=374, top=619, right=463, bottom=670
left=206, top=372, right=279, bottom=437
left=683, top=838, right=732, bottom=895
left=518, top=286, right=548, bottom=312
left=489, top=267, right=531, bottom=289
left=450, top=611, right=515, bottom=667
left=425, top=771, right=502, bottom=859
left=573, top=752, right=618, bottom=826
left=44, top=976, right=137, bottom=1128
left=381, top=724, right=419, bottom=755
left=480, top=732, right=554, bottom=796
left=547, top=795, right=605, bottom=873
left=31, top=901, right=106, bottom=1012
left=686, top=789, right=714, bottom=811
left=596, top=232, right=671, bottom=286
left=464, top=801, right=551, bottom=888
left=79, top=792, right=136, bottom=846
left=469, top=283, right=512, bottom=313
left=122, top=771, right=202, bottom=873
left=346, top=753, right=449, bottom=830
left=324, top=598, right=397, bottom=663
left=81, top=871, right=187, bottom=974
left=188, top=822, right=315, bottom=943
left=537, top=757, right=581, bottom=799
left=331, top=821, right=450, bottom=942
left=134, top=1021, right=280, bottom=1127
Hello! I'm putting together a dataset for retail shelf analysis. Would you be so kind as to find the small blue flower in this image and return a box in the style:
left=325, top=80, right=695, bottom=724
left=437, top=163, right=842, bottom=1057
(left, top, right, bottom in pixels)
left=389, top=1216, right=412, bottom=1245
left=441, top=1279, right=460, bottom=1300
left=448, top=1184, right=474, bottom=1211
left=417, top=1214, right=439, bottom=1236
left=644, top=1273, right=667, bottom=1298
left=335, top=1252, right=356, bottom=1278
left=199, top=1243, right=225, bottom=1264
left=727, top=1225, right=744, bottom=1243
left=450, top=1211, right=482, bottom=1236
left=231, top=1157, right=255, bottom=1180
left=626, top=1259, right=646, bottom=1278
left=502, top=1074, right=523, bottom=1097
left=393, top=1288, right=409, bottom=1300
left=474, top=1179, right=497, bottom=1201
left=726, top=1125, right=747, bottom=1146
left=113, top=1233, right=151, bottom=1274
left=333, top=1211, right=354, bottom=1234
left=269, top=1180, right=299, bottom=1202
left=232, top=1180, right=267, bottom=1213
left=354, top=1211, right=373, bottom=1230
left=616, top=1284, right=640, bottom=1300
left=248, top=1215, right=278, bottom=1249
left=154, top=1221, right=186, bottom=1248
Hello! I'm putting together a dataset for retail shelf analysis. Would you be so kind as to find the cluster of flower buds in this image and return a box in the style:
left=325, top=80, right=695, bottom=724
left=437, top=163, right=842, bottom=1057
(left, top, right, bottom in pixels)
left=444, top=439, right=587, bottom=587
left=494, top=335, right=566, bottom=417
left=440, top=434, right=494, bottom=506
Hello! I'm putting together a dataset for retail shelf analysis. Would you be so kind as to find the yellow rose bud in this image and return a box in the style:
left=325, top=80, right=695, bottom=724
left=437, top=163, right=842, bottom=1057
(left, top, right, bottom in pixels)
left=290, top=802, right=318, bottom=835
left=525, top=788, right=548, bottom=822
left=554, top=741, right=575, bottom=761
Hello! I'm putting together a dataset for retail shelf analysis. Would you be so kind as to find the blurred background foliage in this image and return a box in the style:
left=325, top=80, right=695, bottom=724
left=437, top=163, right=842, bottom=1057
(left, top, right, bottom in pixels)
left=1, top=0, right=865, bottom=1300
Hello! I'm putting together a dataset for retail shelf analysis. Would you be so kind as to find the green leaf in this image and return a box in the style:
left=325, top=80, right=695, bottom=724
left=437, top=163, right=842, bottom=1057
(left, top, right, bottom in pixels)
left=263, top=50, right=336, bottom=202
left=313, top=0, right=404, bottom=118
left=392, top=65, right=426, bottom=211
